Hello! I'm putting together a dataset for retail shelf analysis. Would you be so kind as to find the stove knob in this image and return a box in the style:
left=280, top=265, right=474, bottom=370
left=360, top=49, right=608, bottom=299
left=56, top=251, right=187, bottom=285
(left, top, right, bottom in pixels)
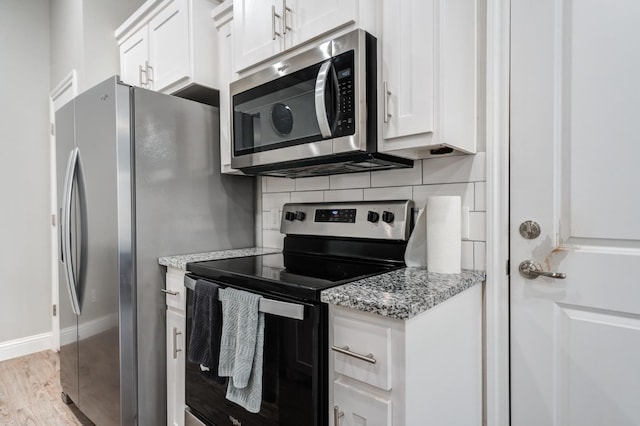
left=295, top=211, right=306, bottom=221
left=285, top=211, right=295, bottom=221
left=367, top=211, right=380, bottom=223
left=382, top=211, right=395, bottom=223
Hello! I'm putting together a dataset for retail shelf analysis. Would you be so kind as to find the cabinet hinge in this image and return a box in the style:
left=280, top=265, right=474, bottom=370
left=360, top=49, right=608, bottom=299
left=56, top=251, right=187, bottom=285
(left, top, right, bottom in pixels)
left=506, top=259, right=510, bottom=276
left=52, top=304, right=57, bottom=316
left=51, top=214, right=56, bottom=226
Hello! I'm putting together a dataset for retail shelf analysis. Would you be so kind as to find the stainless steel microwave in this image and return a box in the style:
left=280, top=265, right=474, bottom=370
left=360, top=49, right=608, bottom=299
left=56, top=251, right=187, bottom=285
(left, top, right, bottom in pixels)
left=230, top=29, right=413, bottom=178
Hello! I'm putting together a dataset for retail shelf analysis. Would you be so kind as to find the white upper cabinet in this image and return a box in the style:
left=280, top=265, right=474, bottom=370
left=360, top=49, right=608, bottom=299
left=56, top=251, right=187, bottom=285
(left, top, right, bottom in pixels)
left=120, top=26, right=150, bottom=89
left=379, top=0, right=478, bottom=159
left=147, top=0, right=190, bottom=92
left=116, top=0, right=219, bottom=94
left=233, top=0, right=358, bottom=73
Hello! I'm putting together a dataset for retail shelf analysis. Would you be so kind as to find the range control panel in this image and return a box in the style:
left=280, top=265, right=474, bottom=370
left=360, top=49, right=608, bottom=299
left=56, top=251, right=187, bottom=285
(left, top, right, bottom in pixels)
left=280, top=200, right=414, bottom=241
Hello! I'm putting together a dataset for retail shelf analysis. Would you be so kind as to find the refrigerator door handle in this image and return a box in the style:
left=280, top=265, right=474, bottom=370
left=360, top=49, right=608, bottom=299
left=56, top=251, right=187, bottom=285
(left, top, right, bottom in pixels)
left=62, top=147, right=82, bottom=315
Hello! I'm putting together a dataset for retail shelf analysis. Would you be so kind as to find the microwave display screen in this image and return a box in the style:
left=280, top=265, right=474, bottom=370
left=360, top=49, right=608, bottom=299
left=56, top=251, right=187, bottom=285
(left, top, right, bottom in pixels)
left=338, top=68, right=351, bottom=79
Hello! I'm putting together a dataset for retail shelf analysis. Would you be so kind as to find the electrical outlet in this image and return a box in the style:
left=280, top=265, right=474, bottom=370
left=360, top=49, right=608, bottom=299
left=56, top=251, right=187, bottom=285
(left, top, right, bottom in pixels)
left=270, top=209, right=281, bottom=229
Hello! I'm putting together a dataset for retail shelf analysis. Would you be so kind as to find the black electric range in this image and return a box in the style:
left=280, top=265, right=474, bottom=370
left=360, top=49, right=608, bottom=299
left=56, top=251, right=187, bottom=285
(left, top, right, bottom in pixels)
left=184, top=200, right=414, bottom=426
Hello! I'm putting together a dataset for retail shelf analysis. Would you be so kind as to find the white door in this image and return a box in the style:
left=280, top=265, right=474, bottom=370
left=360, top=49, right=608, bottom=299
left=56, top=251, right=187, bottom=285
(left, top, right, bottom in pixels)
left=510, top=1, right=640, bottom=425
left=288, top=0, right=356, bottom=48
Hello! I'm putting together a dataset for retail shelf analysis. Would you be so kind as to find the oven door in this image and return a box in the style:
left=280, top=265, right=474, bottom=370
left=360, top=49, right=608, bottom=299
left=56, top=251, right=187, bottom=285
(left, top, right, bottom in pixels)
left=185, top=275, right=328, bottom=426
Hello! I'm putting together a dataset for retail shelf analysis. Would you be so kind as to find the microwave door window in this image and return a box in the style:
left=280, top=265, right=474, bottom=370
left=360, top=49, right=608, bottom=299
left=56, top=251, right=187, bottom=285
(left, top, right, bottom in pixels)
left=233, top=62, right=328, bottom=156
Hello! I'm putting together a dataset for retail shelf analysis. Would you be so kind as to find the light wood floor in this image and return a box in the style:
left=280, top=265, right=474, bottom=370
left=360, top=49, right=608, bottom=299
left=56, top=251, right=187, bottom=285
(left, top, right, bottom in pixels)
left=0, top=350, right=93, bottom=425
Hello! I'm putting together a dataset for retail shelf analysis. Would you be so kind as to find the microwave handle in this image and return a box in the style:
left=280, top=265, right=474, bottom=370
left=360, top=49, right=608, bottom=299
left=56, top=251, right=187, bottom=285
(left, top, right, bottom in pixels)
left=314, top=60, right=334, bottom=138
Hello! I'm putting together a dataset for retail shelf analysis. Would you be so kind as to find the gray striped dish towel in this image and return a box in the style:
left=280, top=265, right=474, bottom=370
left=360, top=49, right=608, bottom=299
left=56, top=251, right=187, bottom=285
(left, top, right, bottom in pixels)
left=218, top=287, right=265, bottom=413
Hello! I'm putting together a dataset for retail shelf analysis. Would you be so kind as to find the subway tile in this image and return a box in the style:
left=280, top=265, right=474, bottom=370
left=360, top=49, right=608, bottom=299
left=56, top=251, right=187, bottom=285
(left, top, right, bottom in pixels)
left=262, top=211, right=272, bottom=230
left=323, top=189, right=364, bottom=202
left=474, top=242, right=486, bottom=271
left=371, top=162, right=422, bottom=187
left=468, top=212, right=486, bottom=241
left=412, top=183, right=474, bottom=210
left=262, top=229, right=285, bottom=249
left=262, top=192, right=291, bottom=211
left=264, top=176, right=296, bottom=193
left=462, top=241, right=474, bottom=270
left=422, top=152, right=486, bottom=184
left=364, top=186, right=413, bottom=201
left=475, top=181, right=486, bottom=211
left=294, top=176, right=330, bottom=191
left=329, top=172, right=371, bottom=189
left=291, top=191, right=324, bottom=203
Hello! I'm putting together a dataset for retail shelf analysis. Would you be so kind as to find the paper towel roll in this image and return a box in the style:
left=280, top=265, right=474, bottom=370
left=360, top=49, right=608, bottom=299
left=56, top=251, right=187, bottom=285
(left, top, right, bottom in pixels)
left=426, top=196, right=461, bottom=273
left=404, top=206, right=427, bottom=267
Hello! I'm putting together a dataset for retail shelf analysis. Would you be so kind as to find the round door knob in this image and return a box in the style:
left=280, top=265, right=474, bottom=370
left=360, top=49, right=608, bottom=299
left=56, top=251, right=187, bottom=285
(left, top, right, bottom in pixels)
left=382, top=211, right=394, bottom=223
left=367, top=211, right=379, bottom=223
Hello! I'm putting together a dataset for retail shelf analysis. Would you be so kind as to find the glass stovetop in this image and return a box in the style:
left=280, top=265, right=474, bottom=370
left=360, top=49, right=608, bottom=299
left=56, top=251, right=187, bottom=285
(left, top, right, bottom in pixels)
left=187, top=252, right=400, bottom=301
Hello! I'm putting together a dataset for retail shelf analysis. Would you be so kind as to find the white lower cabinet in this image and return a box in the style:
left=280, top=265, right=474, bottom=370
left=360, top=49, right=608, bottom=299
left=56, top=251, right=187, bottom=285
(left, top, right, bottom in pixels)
left=165, top=267, right=187, bottom=426
left=329, top=284, right=482, bottom=426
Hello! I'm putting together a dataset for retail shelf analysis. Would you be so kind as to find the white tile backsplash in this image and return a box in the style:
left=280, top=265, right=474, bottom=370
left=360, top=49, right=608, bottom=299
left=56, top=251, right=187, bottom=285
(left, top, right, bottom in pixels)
left=371, top=163, right=423, bottom=187
left=412, top=183, right=475, bottom=211
left=259, top=153, right=486, bottom=269
left=468, top=212, right=486, bottom=241
left=364, top=186, right=413, bottom=201
left=323, top=189, right=364, bottom=202
left=475, top=181, right=486, bottom=211
left=462, top=241, right=474, bottom=270
left=291, top=191, right=324, bottom=203
left=264, top=176, right=296, bottom=192
left=329, top=172, right=371, bottom=189
left=262, top=192, right=291, bottom=211
left=294, top=176, right=330, bottom=191
left=422, top=152, right=486, bottom=184
left=474, top=242, right=486, bottom=271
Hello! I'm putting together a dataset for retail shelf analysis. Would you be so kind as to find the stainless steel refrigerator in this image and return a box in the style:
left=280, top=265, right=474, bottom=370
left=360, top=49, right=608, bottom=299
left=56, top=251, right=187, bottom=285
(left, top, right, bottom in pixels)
left=56, top=76, right=255, bottom=425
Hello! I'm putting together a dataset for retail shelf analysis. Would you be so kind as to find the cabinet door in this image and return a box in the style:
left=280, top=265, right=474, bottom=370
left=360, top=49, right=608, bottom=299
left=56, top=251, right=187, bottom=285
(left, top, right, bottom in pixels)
left=148, top=0, right=190, bottom=92
left=217, top=19, right=241, bottom=174
left=234, top=0, right=282, bottom=72
left=334, top=380, right=392, bottom=426
left=167, top=309, right=186, bottom=426
left=120, top=26, right=149, bottom=88
left=287, top=0, right=357, bottom=48
left=381, top=0, right=434, bottom=141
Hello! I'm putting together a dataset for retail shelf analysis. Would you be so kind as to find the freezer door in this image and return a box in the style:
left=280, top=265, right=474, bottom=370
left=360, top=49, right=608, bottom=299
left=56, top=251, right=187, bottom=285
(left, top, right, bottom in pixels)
left=73, top=78, right=124, bottom=425
left=55, top=99, right=79, bottom=406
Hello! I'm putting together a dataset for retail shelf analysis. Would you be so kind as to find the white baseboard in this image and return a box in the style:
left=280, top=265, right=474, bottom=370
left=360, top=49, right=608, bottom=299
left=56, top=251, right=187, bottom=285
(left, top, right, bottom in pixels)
left=0, top=332, right=53, bottom=362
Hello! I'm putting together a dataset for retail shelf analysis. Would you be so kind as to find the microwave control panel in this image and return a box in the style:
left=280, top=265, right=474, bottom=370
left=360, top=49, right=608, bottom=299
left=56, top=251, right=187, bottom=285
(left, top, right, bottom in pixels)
left=334, top=51, right=355, bottom=137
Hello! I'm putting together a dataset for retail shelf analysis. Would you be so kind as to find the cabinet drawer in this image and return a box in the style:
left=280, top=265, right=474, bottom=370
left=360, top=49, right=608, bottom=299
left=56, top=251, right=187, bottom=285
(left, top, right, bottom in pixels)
left=333, top=315, right=392, bottom=390
left=165, top=268, right=186, bottom=312
left=333, top=380, right=392, bottom=426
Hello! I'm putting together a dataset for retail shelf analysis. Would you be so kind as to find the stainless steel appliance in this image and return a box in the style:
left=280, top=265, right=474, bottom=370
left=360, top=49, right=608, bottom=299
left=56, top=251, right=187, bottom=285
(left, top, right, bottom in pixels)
left=184, top=200, right=414, bottom=426
left=230, top=29, right=413, bottom=178
left=56, top=76, right=255, bottom=425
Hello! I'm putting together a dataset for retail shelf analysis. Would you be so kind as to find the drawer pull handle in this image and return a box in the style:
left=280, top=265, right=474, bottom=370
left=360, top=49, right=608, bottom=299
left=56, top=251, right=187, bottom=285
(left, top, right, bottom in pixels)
left=331, top=345, right=377, bottom=364
left=161, top=289, right=179, bottom=296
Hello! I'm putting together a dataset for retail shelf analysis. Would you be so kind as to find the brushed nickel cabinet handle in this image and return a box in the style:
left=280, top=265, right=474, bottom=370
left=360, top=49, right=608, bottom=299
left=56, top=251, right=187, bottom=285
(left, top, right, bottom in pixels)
left=139, top=64, right=147, bottom=87
left=272, top=5, right=282, bottom=40
left=333, top=405, right=344, bottom=425
left=383, top=81, right=392, bottom=123
left=282, top=0, right=292, bottom=35
left=173, top=327, right=182, bottom=359
left=331, top=345, right=377, bottom=364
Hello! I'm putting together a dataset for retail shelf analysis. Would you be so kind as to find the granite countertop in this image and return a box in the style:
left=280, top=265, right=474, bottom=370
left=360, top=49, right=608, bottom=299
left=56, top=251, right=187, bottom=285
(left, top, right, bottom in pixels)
left=158, top=247, right=281, bottom=270
left=321, top=268, right=485, bottom=320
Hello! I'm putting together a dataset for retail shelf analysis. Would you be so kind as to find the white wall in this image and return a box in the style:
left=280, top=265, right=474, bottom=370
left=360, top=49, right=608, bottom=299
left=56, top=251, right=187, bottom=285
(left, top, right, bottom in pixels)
left=50, top=0, right=145, bottom=92
left=0, top=0, right=52, bottom=342
left=260, top=153, right=487, bottom=270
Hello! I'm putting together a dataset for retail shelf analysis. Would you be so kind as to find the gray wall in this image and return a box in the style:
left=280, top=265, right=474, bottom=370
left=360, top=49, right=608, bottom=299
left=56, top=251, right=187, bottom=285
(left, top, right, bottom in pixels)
left=50, top=0, right=145, bottom=92
left=0, top=0, right=52, bottom=342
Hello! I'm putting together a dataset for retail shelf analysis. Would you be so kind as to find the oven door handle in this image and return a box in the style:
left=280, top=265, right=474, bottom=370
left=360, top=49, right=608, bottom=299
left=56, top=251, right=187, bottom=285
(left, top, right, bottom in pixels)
left=184, top=276, right=305, bottom=320
left=314, top=60, right=335, bottom=139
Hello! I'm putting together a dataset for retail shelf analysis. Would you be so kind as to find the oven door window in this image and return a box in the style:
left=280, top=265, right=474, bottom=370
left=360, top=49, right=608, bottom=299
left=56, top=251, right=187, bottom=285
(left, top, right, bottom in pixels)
left=185, top=286, right=325, bottom=426
left=232, top=60, right=340, bottom=156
